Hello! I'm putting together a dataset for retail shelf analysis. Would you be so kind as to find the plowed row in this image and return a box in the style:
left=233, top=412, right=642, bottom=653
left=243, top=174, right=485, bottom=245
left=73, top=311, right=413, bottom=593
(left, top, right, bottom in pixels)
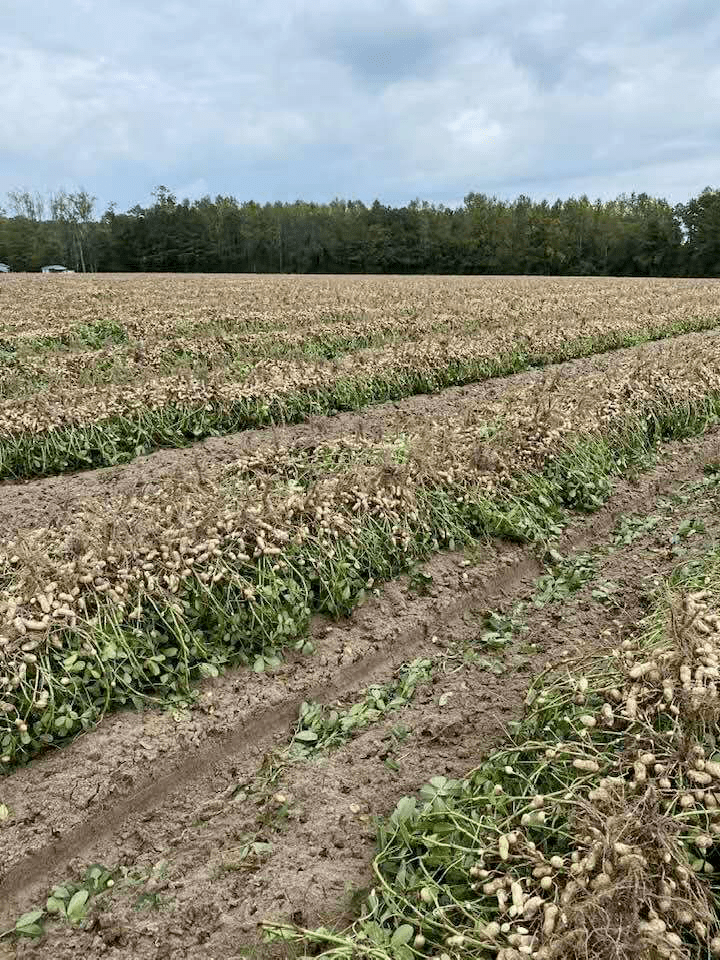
left=3, top=327, right=720, bottom=767
left=2, top=275, right=720, bottom=960
left=1, top=275, right=719, bottom=480
left=3, top=430, right=720, bottom=959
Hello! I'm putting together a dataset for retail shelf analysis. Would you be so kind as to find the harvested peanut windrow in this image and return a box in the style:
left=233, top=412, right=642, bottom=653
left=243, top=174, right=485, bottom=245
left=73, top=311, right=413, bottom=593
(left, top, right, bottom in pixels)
left=268, top=574, right=720, bottom=958
left=7, top=320, right=720, bottom=768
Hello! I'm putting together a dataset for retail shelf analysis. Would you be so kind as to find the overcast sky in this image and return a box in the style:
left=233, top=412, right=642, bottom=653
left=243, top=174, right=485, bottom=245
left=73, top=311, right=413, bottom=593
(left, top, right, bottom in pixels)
left=2, top=0, right=719, bottom=212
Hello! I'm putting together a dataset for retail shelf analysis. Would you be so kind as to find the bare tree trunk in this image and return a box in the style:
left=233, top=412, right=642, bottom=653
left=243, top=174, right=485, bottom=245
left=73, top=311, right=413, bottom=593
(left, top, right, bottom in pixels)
left=76, top=232, right=86, bottom=273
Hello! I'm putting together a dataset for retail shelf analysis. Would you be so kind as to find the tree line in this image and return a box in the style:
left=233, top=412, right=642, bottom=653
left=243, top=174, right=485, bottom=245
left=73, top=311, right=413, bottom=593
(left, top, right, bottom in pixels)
left=1, top=185, right=719, bottom=276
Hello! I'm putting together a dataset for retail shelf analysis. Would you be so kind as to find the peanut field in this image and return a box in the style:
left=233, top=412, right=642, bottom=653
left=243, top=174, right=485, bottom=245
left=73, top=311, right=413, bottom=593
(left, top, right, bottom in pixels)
left=2, top=273, right=720, bottom=960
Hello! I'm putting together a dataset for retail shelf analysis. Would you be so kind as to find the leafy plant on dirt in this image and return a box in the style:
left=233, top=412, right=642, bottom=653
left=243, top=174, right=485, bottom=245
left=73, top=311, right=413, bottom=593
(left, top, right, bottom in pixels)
left=290, top=659, right=433, bottom=757
left=590, top=579, right=622, bottom=606
left=672, top=516, right=707, bottom=544
left=407, top=567, right=434, bottom=596
left=613, top=513, right=664, bottom=547
left=134, top=891, right=173, bottom=912
left=252, top=652, right=283, bottom=674
left=0, top=864, right=114, bottom=941
left=219, top=839, right=274, bottom=873
left=446, top=644, right=509, bottom=674
left=479, top=606, right=528, bottom=648
left=532, top=553, right=596, bottom=608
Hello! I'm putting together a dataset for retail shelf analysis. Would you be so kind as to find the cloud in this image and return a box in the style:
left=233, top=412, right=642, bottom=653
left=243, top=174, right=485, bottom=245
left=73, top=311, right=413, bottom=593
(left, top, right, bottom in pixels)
left=1, top=0, right=719, bottom=210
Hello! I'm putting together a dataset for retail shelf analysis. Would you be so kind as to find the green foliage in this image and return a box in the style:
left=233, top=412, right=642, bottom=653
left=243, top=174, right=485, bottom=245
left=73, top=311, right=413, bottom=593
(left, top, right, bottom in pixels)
left=290, top=658, right=433, bottom=756
left=1, top=865, right=114, bottom=942
left=613, top=512, right=663, bottom=546
left=266, top=567, right=720, bottom=958
left=479, top=608, right=527, bottom=647
left=532, top=553, right=596, bottom=607
left=3, top=186, right=717, bottom=275
left=0, top=320, right=128, bottom=367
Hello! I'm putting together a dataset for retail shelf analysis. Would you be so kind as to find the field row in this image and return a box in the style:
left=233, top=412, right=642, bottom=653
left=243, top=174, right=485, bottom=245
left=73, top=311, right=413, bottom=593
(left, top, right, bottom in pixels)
left=3, top=274, right=719, bottom=339
left=284, top=553, right=720, bottom=959
left=3, top=331, right=720, bottom=764
left=4, top=433, right=720, bottom=956
left=3, top=274, right=719, bottom=482
left=3, top=305, right=720, bottom=405
left=0, top=324, right=412, bottom=399
left=3, top=315, right=720, bottom=482
left=1, top=275, right=719, bottom=407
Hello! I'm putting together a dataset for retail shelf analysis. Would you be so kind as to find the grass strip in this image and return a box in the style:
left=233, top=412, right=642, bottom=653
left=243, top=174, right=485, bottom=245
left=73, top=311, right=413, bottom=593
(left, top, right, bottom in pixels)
left=1, top=314, right=718, bottom=481
left=0, top=330, right=406, bottom=400
left=289, top=658, right=434, bottom=758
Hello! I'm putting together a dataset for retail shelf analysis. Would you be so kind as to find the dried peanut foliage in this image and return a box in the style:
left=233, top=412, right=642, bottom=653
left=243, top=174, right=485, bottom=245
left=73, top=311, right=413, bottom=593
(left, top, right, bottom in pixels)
left=1, top=276, right=719, bottom=481
left=3, top=330, right=720, bottom=764
left=3, top=275, right=719, bottom=342
left=268, top=573, right=720, bottom=960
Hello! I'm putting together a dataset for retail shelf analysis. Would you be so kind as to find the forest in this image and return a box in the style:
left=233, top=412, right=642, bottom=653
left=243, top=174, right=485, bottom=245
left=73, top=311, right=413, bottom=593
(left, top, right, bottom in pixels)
left=1, top=185, right=719, bottom=276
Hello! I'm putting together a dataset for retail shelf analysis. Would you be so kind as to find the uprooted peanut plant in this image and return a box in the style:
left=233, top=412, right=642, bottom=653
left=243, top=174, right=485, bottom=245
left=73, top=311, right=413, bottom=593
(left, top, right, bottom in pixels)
left=266, top=580, right=720, bottom=959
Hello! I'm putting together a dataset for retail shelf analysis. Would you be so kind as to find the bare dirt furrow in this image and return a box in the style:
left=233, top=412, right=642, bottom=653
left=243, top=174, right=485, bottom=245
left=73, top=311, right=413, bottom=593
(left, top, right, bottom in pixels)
left=3, top=327, right=720, bottom=540
left=3, top=429, right=720, bottom=952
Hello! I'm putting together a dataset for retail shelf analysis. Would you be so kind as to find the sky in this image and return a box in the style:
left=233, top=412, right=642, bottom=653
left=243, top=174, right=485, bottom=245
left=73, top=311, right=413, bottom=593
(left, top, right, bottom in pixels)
left=2, top=0, right=719, bottom=213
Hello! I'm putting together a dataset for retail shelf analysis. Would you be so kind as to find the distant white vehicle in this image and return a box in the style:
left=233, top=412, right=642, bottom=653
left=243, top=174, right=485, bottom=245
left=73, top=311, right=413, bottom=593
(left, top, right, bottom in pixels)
left=41, top=264, right=73, bottom=273
left=0, top=263, right=10, bottom=273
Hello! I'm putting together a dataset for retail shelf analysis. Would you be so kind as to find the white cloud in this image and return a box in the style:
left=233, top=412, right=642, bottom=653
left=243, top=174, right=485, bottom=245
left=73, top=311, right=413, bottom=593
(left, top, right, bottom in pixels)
left=0, top=0, right=718, bottom=207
